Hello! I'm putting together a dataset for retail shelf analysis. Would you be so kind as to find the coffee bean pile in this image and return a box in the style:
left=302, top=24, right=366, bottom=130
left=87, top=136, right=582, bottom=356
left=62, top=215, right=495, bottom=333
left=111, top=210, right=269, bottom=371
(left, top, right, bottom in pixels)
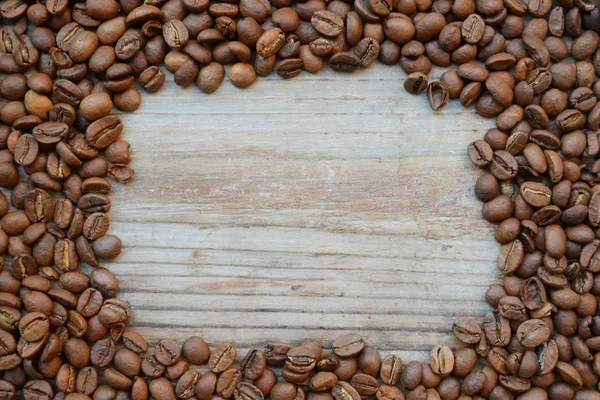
left=0, top=0, right=600, bottom=399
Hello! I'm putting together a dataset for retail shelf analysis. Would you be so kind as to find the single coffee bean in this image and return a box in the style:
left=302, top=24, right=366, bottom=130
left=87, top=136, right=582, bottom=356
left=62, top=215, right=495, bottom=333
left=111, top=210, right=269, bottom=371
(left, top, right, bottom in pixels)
left=332, top=334, right=364, bottom=357
left=490, top=150, right=518, bottom=180
left=310, top=372, right=338, bottom=391
left=462, top=14, right=485, bottom=43
left=234, top=382, right=264, bottom=400
left=286, top=346, right=317, bottom=373
left=350, top=374, right=378, bottom=396
left=453, top=317, right=483, bottom=344
left=332, top=381, right=360, bottom=400
left=241, top=349, right=266, bottom=379
left=427, top=81, right=449, bottom=111
left=163, top=20, right=189, bottom=48
left=400, top=360, right=422, bottom=390
left=229, top=63, right=256, bottom=88
left=517, top=319, right=551, bottom=348
left=276, top=58, right=303, bottom=78
left=209, top=344, right=236, bottom=373
left=468, top=140, right=493, bottom=166
left=328, top=52, right=360, bottom=72
left=23, top=381, right=53, bottom=400
left=379, top=354, right=402, bottom=385
left=430, top=345, right=454, bottom=376
left=404, top=72, right=428, bottom=95
left=13, top=134, right=38, bottom=166
left=149, top=377, right=176, bottom=400
left=216, top=368, right=243, bottom=398
left=257, top=28, right=286, bottom=58
left=311, top=11, right=344, bottom=37
left=520, top=182, right=552, bottom=207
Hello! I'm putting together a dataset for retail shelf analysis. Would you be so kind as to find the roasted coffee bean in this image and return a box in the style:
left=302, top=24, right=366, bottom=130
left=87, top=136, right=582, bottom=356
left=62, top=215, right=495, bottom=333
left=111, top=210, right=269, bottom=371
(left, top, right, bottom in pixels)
left=216, top=368, right=243, bottom=398
left=209, top=343, right=236, bottom=373
left=332, top=334, right=364, bottom=357
left=311, top=11, right=344, bottom=37
left=377, top=354, right=402, bottom=385
left=286, top=346, right=317, bottom=373
left=149, top=377, right=176, bottom=400
left=453, top=317, right=483, bottom=344
left=400, top=360, right=422, bottom=390
left=154, top=339, right=181, bottom=366
left=23, top=381, right=53, bottom=400
left=427, top=81, right=449, bottom=111
left=257, top=28, right=286, bottom=58
left=404, top=72, right=428, bottom=95
left=332, top=382, right=360, bottom=400
left=468, top=140, right=493, bottom=166
left=328, top=52, right=360, bottom=72
left=484, top=311, right=511, bottom=347
left=234, top=382, right=263, bottom=400
left=195, top=371, right=217, bottom=400
left=490, top=150, right=518, bottom=180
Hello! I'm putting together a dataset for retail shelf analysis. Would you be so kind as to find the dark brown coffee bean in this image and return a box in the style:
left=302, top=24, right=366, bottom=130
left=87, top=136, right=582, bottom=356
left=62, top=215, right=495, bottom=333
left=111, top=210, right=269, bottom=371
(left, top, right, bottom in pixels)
left=526, top=68, right=552, bottom=94
left=311, top=11, right=344, bottom=37
left=404, top=72, right=428, bottom=95
left=285, top=346, right=317, bottom=374
left=400, top=361, right=422, bottom=390
left=327, top=52, right=359, bottom=72
left=332, top=382, right=360, bottom=400
left=23, top=381, right=53, bottom=400
left=453, top=317, right=483, bottom=344
left=520, top=182, right=552, bottom=207
left=175, top=370, right=200, bottom=399
left=0, top=380, right=16, bottom=400
left=331, top=334, right=364, bottom=358
left=468, top=140, right=493, bottom=167
left=460, top=82, right=483, bottom=107
left=458, top=61, right=490, bottom=81
left=97, top=299, right=129, bottom=327
left=462, top=14, right=485, bottom=44
left=163, top=20, right=189, bottom=48
left=149, top=377, right=176, bottom=400
left=85, top=115, right=122, bottom=149
left=154, top=338, right=181, bottom=366
left=115, top=32, right=141, bottom=61
left=275, top=58, right=303, bottom=78
left=208, top=343, right=236, bottom=373
left=352, top=38, right=379, bottom=67
left=32, top=121, right=69, bottom=145
left=348, top=374, right=376, bottom=396
left=216, top=368, right=243, bottom=398
left=13, top=134, right=38, bottom=166
left=483, top=311, right=511, bottom=347
left=91, top=235, right=121, bottom=260
left=195, top=371, right=217, bottom=400
left=310, top=372, right=338, bottom=391
left=234, top=382, right=263, bottom=400
left=427, top=81, right=449, bottom=111
left=119, top=329, right=147, bottom=354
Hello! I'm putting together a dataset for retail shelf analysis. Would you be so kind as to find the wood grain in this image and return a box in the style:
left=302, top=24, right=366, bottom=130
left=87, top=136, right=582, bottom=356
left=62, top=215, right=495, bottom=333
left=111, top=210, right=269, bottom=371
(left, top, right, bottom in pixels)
left=103, top=62, right=499, bottom=363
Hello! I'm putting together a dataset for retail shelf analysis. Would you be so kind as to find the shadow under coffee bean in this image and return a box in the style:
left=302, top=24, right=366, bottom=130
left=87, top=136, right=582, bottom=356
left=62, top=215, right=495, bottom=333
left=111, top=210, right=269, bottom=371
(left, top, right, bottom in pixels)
left=1, top=0, right=600, bottom=399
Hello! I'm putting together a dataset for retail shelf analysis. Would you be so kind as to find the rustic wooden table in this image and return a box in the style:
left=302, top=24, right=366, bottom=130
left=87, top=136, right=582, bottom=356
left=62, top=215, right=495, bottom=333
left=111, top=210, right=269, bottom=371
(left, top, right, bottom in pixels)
left=105, top=63, right=500, bottom=363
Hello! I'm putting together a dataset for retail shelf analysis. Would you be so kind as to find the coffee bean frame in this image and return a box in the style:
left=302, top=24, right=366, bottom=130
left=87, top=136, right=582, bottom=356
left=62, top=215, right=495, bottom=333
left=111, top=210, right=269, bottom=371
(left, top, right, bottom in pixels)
left=1, top=0, right=600, bottom=399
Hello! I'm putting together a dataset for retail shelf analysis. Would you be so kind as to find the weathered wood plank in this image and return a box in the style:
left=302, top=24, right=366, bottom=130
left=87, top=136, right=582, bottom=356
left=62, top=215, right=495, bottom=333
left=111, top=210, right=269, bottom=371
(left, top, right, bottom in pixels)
left=106, top=63, right=499, bottom=362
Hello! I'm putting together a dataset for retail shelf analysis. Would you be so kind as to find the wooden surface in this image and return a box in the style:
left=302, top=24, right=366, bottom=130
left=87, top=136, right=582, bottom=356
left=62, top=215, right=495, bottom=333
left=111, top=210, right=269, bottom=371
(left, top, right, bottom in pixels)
left=103, top=62, right=500, bottom=363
